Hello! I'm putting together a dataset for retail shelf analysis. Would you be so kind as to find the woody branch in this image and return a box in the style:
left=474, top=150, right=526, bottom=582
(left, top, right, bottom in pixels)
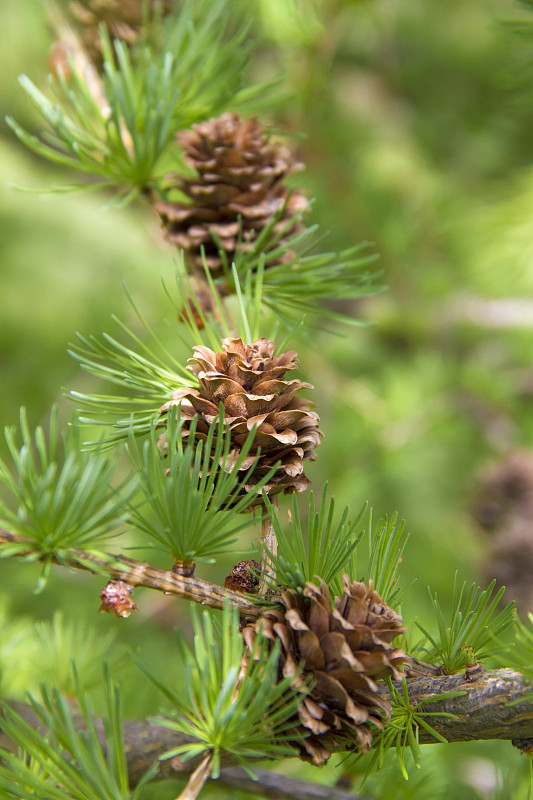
left=3, top=531, right=533, bottom=757
left=2, top=668, right=533, bottom=795
left=0, top=528, right=261, bottom=620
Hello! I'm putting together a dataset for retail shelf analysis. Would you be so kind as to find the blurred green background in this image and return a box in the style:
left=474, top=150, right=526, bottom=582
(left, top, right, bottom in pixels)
left=2, top=0, right=533, bottom=797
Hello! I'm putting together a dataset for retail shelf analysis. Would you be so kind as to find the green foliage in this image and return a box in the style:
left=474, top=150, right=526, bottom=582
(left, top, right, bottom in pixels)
left=0, top=408, right=134, bottom=590
left=216, top=208, right=380, bottom=327
left=126, top=411, right=275, bottom=564
left=69, top=290, right=198, bottom=442
left=34, top=611, right=125, bottom=696
left=263, top=485, right=365, bottom=594
left=259, top=238, right=379, bottom=328
left=492, top=759, right=533, bottom=800
left=499, top=612, right=533, bottom=683
left=248, top=0, right=324, bottom=48
left=365, top=513, right=411, bottom=608
left=68, top=265, right=276, bottom=443
left=416, top=576, right=516, bottom=674
left=166, top=259, right=277, bottom=352
left=360, top=679, right=464, bottom=781
left=363, top=764, right=443, bottom=800
left=344, top=511, right=411, bottom=609
left=6, top=0, right=277, bottom=197
left=141, top=602, right=305, bottom=779
left=0, top=600, right=38, bottom=700
left=502, top=1, right=533, bottom=38
left=0, top=668, right=156, bottom=800
left=3, top=0, right=533, bottom=798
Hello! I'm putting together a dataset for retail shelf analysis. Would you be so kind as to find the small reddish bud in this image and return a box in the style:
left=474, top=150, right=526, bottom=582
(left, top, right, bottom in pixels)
left=99, top=580, right=138, bottom=618
left=48, top=41, right=74, bottom=80
left=177, top=289, right=215, bottom=329
left=178, top=300, right=205, bottom=329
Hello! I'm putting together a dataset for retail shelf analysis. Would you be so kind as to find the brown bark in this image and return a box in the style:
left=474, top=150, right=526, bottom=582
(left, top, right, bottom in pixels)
left=401, top=666, right=533, bottom=744
left=2, top=668, right=533, bottom=782
left=215, top=767, right=372, bottom=800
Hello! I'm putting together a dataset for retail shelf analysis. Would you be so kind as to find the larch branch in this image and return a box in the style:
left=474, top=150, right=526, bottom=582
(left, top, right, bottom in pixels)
left=216, top=767, right=372, bottom=800
left=108, top=667, right=533, bottom=751
left=2, top=668, right=533, bottom=790
left=399, top=666, right=533, bottom=744
left=0, top=528, right=261, bottom=620
left=2, top=534, right=533, bottom=783
left=0, top=703, right=370, bottom=800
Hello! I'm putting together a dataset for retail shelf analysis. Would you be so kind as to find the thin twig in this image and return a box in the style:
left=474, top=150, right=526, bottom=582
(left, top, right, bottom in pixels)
left=0, top=529, right=261, bottom=621
left=217, top=767, right=372, bottom=800
left=176, top=754, right=213, bottom=800
left=258, top=498, right=278, bottom=594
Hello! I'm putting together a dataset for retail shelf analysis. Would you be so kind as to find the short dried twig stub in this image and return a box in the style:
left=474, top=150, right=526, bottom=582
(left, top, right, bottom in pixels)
left=160, top=337, right=322, bottom=500
left=242, top=576, right=408, bottom=765
left=154, top=113, right=309, bottom=277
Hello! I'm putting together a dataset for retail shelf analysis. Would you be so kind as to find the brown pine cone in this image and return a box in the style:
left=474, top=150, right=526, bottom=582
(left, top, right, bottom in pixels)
left=159, top=337, right=321, bottom=501
left=242, top=576, right=407, bottom=765
left=472, top=451, right=533, bottom=615
left=66, top=0, right=171, bottom=70
left=153, top=113, right=309, bottom=278
left=472, top=450, right=533, bottom=533
left=224, top=560, right=261, bottom=594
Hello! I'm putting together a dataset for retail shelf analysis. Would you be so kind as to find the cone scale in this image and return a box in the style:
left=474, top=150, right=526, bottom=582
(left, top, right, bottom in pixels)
left=154, top=113, right=309, bottom=278
left=159, top=337, right=322, bottom=501
left=242, top=576, right=408, bottom=765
